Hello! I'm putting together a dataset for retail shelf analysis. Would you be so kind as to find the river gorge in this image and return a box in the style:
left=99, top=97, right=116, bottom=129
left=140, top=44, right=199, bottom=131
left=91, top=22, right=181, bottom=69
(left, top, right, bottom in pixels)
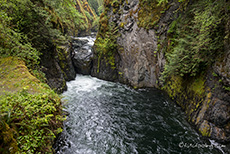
left=54, top=75, right=225, bottom=154
left=53, top=35, right=226, bottom=154
left=1, top=0, right=229, bottom=153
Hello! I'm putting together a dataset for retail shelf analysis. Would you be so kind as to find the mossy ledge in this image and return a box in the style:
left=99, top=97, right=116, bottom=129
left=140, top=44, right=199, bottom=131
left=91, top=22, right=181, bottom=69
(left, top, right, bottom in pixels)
left=162, top=71, right=230, bottom=143
left=0, top=57, right=65, bottom=153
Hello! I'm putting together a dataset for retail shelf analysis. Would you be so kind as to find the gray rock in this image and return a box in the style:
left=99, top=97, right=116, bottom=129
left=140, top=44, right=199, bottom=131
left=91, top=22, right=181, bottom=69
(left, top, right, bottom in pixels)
left=40, top=48, right=67, bottom=94
left=72, top=36, right=95, bottom=75
left=92, top=0, right=180, bottom=88
left=73, top=49, right=93, bottom=75
left=213, top=51, right=230, bottom=87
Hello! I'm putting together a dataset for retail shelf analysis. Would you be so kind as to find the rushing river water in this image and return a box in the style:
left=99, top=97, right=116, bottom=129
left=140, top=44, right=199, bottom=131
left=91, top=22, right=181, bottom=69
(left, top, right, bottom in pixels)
left=54, top=75, right=225, bottom=154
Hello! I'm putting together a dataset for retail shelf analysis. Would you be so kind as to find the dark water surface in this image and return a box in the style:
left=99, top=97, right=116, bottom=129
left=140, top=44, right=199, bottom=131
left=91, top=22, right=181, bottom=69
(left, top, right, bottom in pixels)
left=54, top=75, right=225, bottom=154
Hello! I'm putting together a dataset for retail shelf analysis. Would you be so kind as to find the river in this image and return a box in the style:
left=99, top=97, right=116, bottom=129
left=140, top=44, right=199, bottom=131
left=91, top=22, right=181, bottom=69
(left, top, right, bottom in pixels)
left=54, top=74, right=224, bottom=154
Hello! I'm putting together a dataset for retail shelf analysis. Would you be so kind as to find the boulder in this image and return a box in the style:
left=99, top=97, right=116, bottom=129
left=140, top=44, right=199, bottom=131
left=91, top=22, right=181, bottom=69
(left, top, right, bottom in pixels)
left=72, top=36, right=95, bottom=75
left=72, top=49, right=93, bottom=75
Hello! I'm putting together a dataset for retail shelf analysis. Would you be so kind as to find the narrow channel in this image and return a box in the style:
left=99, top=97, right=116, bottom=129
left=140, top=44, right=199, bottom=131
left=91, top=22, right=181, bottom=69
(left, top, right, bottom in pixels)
left=54, top=75, right=224, bottom=154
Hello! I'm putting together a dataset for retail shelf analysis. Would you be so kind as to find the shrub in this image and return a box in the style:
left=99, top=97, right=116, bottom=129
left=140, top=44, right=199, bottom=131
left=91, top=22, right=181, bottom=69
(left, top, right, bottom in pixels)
left=0, top=90, right=65, bottom=153
left=162, top=0, right=229, bottom=79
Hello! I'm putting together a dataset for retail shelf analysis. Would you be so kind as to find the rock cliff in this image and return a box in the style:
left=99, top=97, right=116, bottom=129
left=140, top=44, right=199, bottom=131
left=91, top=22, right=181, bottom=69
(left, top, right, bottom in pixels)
left=40, top=43, right=76, bottom=94
left=92, top=0, right=181, bottom=87
left=92, top=0, right=230, bottom=145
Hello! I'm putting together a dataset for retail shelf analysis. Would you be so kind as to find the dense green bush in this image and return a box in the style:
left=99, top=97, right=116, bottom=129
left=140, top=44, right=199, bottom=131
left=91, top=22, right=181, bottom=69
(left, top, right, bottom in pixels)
left=0, top=0, right=40, bottom=67
left=0, top=89, right=65, bottom=153
left=163, top=0, right=229, bottom=79
left=0, top=0, right=87, bottom=68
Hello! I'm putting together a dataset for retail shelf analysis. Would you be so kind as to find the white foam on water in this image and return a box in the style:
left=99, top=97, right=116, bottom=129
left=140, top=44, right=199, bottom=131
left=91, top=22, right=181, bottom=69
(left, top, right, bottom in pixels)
left=209, top=139, right=226, bottom=154
left=65, top=75, right=106, bottom=94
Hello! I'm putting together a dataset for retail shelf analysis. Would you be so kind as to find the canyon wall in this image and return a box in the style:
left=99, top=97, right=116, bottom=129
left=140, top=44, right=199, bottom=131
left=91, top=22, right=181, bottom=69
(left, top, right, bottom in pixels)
left=91, top=0, right=230, bottom=144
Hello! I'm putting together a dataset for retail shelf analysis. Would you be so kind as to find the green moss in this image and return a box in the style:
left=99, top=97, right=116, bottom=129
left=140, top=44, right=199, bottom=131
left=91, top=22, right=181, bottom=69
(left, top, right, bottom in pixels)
left=56, top=45, right=70, bottom=80
left=95, top=11, right=120, bottom=71
left=212, top=72, right=218, bottom=77
left=223, top=86, right=230, bottom=91
left=98, top=13, right=109, bottom=35
left=0, top=57, right=46, bottom=94
left=187, top=74, right=206, bottom=97
left=120, top=22, right=125, bottom=28
left=199, top=120, right=211, bottom=137
left=138, top=0, right=170, bottom=29
left=112, top=0, right=120, bottom=13
left=0, top=122, right=18, bottom=154
left=0, top=57, right=64, bottom=153
left=163, top=75, right=183, bottom=99
left=162, top=73, right=208, bottom=121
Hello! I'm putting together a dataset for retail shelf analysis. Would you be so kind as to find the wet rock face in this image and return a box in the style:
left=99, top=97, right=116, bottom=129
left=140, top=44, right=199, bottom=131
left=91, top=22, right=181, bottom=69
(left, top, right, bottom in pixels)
left=117, top=25, right=158, bottom=87
left=91, top=46, right=120, bottom=82
left=40, top=48, right=66, bottom=94
left=72, top=36, right=95, bottom=75
left=213, top=51, right=230, bottom=87
left=92, top=0, right=179, bottom=88
left=205, top=100, right=230, bottom=143
left=40, top=44, right=76, bottom=93
left=205, top=23, right=230, bottom=143
left=73, top=49, right=92, bottom=75
left=57, top=46, right=76, bottom=81
left=116, top=0, right=158, bottom=87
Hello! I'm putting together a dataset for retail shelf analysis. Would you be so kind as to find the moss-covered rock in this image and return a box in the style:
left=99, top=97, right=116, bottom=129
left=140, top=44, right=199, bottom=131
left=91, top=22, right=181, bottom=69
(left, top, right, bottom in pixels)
left=92, top=0, right=181, bottom=87
left=0, top=57, right=65, bottom=153
left=0, top=122, right=18, bottom=154
left=39, top=42, right=77, bottom=94
left=162, top=70, right=230, bottom=143
left=138, top=0, right=170, bottom=30
left=56, top=45, right=76, bottom=81
left=0, top=57, right=43, bottom=94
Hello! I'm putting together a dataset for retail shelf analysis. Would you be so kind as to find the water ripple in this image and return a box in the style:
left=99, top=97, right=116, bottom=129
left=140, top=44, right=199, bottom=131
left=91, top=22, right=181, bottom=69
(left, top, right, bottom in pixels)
left=54, top=75, right=223, bottom=154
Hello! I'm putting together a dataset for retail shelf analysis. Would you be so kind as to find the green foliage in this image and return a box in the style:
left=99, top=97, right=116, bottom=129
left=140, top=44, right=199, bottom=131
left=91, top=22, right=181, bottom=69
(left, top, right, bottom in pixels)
left=0, top=0, right=88, bottom=69
left=0, top=0, right=40, bottom=67
left=0, top=89, right=64, bottom=153
left=0, top=57, right=66, bottom=153
left=92, top=16, right=100, bottom=30
left=223, top=86, right=230, bottom=91
left=138, top=0, right=170, bottom=29
left=88, top=0, right=104, bottom=15
left=156, top=0, right=168, bottom=5
left=94, top=0, right=128, bottom=70
left=84, top=10, right=94, bottom=21
left=163, top=0, right=229, bottom=80
left=95, top=21, right=119, bottom=71
left=212, top=72, right=218, bottom=77
left=30, top=69, right=47, bottom=83
left=45, top=0, right=88, bottom=33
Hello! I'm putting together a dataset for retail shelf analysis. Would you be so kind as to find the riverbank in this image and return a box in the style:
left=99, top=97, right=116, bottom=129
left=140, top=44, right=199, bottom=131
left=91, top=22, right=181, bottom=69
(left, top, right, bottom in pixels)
left=0, top=57, right=65, bottom=153
left=91, top=0, right=230, bottom=145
